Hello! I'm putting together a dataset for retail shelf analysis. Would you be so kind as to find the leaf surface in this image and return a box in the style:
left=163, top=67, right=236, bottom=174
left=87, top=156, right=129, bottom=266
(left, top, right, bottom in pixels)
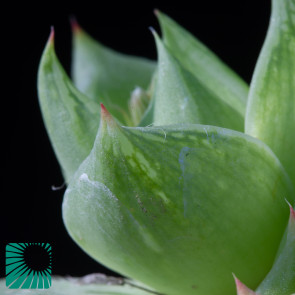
left=156, top=10, right=248, bottom=118
left=245, top=0, right=295, bottom=187
left=38, top=31, right=100, bottom=182
left=63, top=108, right=294, bottom=295
left=151, top=32, right=244, bottom=131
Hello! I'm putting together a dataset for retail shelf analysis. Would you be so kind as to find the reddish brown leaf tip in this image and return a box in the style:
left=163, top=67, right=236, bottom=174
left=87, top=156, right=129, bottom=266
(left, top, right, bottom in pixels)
left=100, top=103, right=111, bottom=119
left=100, top=103, right=117, bottom=131
left=49, top=26, right=55, bottom=44
left=154, top=9, right=160, bottom=16
left=233, top=274, right=257, bottom=295
left=289, top=204, right=295, bottom=221
left=285, top=199, right=295, bottom=222
left=70, top=16, right=82, bottom=34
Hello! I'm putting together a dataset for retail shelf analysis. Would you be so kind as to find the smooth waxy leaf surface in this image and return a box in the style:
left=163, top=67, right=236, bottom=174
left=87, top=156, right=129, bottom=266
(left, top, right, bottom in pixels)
left=245, top=0, right=295, bottom=187
left=0, top=276, right=155, bottom=295
left=156, top=10, right=248, bottom=117
left=63, top=108, right=294, bottom=295
left=72, top=24, right=156, bottom=125
left=152, top=32, right=244, bottom=131
left=256, top=206, right=295, bottom=294
left=38, top=31, right=100, bottom=182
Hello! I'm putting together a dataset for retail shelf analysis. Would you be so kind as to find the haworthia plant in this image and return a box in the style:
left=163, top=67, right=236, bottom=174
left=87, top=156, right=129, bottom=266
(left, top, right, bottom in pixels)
left=37, top=0, right=295, bottom=294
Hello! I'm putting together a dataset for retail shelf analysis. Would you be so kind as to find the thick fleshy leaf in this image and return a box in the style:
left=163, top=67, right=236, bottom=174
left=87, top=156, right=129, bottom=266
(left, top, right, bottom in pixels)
left=245, top=0, right=295, bottom=186
left=0, top=275, right=156, bottom=295
left=156, top=10, right=248, bottom=117
left=71, top=22, right=156, bottom=125
left=63, top=107, right=294, bottom=295
left=37, top=29, right=100, bottom=182
left=256, top=205, right=295, bottom=294
left=151, top=31, right=244, bottom=131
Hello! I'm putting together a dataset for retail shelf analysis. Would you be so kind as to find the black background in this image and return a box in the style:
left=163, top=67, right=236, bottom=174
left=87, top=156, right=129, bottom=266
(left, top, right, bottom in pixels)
left=2, top=1, right=270, bottom=279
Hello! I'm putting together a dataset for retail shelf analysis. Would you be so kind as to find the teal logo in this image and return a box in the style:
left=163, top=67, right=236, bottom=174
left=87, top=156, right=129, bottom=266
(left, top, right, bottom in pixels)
left=6, top=243, right=52, bottom=289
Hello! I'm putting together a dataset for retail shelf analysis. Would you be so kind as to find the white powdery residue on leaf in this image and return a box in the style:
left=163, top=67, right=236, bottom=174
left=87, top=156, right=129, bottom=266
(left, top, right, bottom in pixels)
left=77, top=173, right=124, bottom=235
left=79, top=173, right=119, bottom=202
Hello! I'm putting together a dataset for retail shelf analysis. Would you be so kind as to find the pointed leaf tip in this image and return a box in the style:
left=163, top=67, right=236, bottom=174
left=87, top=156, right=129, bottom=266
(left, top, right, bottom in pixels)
left=70, top=16, right=82, bottom=34
left=285, top=199, right=295, bottom=221
left=100, top=103, right=109, bottom=116
left=100, top=103, right=115, bottom=125
left=233, top=274, right=257, bottom=295
left=153, top=8, right=160, bottom=16
left=150, top=28, right=163, bottom=53
left=49, top=26, right=54, bottom=44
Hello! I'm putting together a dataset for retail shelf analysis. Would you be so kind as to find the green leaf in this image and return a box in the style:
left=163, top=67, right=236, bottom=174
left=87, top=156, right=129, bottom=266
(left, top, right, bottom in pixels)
left=0, top=275, right=156, bottom=295
left=71, top=24, right=156, bottom=125
left=245, top=0, right=295, bottom=187
left=37, top=30, right=100, bottom=182
left=151, top=31, right=244, bottom=131
left=63, top=108, right=294, bottom=295
left=256, top=205, right=295, bottom=295
left=156, top=10, right=248, bottom=118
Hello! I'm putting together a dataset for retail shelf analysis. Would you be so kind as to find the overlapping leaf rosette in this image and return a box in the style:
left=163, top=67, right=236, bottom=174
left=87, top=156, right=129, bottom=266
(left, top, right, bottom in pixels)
left=38, top=0, right=295, bottom=294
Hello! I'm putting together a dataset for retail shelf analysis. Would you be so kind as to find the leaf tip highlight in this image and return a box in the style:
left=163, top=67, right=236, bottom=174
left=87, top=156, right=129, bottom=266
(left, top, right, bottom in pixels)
left=149, top=27, right=162, bottom=51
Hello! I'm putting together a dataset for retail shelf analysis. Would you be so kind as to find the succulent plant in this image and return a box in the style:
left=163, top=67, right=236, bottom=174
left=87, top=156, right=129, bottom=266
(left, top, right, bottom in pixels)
left=36, top=0, right=295, bottom=294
